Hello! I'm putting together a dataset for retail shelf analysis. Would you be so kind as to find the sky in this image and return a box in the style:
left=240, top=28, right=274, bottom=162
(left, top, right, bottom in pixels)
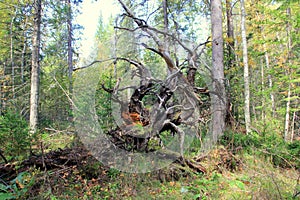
left=75, top=0, right=210, bottom=63
left=76, top=0, right=120, bottom=61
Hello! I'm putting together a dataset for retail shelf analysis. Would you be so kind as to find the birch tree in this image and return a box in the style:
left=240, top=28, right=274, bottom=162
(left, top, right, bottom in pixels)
left=240, top=0, right=251, bottom=134
left=284, top=7, right=292, bottom=141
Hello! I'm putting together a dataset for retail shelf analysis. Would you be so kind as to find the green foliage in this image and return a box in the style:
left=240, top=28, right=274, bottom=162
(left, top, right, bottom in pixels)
left=221, top=131, right=300, bottom=168
left=107, top=168, right=121, bottom=179
left=0, top=172, right=34, bottom=200
left=0, top=110, right=31, bottom=160
left=95, top=68, right=116, bottom=132
left=220, top=131, right=261, bottom=150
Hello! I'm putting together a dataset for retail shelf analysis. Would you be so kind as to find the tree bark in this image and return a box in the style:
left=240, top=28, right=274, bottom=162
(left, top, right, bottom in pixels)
left=240, top=0, right=251, bottom=134
left=29, top=0, right=42, bottom=134
left=225, top=0, right=235, bottom=127
left=66, top=0, right=73, bottom=94
left=260, top=57, right=265, bottom=121
left=284, top=7, right=292, bottom=142
left=163, top=0, right=168, bottom=45
left=226, top=0, right=234, bottom=69
left=10, top=12, right=15, bottom=99
left=21, top=15, right=28, bottom=84
left=211, top=0, right=226, bottom=142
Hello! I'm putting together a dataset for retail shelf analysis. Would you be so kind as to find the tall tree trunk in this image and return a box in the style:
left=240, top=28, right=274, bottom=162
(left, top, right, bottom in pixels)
left=29, top=0, right=42, bottom=134
left=284, top=7, right=292, bottom=142
left=10, top=12, right=15, bottom=99
left=263, top=43, right=275, bottom=117
left=260, top=57, right=265, bottom=122
left=226, top=0, right=234, bottom=69
left=284, top=79, right=291, bottom=141
left=1, top=63, right=7, bottom=114
left=225, top=0, right=235, bottom=127
left=240, top=0, right=251, bottom=134
left=291, top=111, right=296, bottom=142
left=66, top=0, right=73, bottom=94
left=21, top=15, right=28, bottom=84
left=260, top=18, right=275, bottom=117
left=211, top=0, right=226, bottom=142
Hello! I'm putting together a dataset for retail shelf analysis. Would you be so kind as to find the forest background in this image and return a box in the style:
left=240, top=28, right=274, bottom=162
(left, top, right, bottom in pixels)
left=0, top=0, right=299, bottom=199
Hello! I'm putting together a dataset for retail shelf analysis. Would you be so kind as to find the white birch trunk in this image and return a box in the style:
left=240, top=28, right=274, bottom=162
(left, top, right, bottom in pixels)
left=240, top=0, right=251, bottom=134
left=284, top=81, right=291, bottom=141
left=284, top=8, right=292, bottom=142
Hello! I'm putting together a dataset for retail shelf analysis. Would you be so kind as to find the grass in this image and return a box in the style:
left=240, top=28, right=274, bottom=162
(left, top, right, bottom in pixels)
left=82, top=153, right=298, bottom=200
left=40, top=132, right=74, bottom=152
left=36, top=151, right=298, bottom=199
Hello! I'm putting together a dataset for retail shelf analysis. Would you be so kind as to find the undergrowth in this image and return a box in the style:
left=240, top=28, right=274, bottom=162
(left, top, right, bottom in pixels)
left=1, top=130, right=299, bottom=199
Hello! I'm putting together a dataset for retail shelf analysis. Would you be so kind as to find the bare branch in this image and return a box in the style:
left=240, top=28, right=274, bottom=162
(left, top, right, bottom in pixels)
left=117, top=0, right=176, bottom=70
left=73, top=58, right=115, bottom=71
left=141, top=43, right=163, bottom=57
left=101, top=83, right=113, bottom=93
left=114, top=26, right=143, bottom=32
left=53, top=76, right=78, bottom=111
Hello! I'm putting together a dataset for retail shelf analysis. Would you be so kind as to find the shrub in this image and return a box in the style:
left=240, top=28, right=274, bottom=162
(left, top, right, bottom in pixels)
left=0, top=110, right=31, bottom=161
left=220, top=131, right=300, bottom=168
left=220, top=131, right=261, bottom=151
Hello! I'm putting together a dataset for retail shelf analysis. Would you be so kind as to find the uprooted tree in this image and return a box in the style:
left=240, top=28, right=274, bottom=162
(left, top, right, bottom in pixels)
left=75, top=0, right=226, bottom=161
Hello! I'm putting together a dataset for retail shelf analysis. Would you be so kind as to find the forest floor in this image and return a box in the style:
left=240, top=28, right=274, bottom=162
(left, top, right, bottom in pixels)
left=0, top=132, right=299, bottom=200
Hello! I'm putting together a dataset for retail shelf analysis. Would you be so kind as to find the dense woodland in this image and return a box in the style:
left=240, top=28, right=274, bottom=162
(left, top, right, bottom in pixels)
left=0, top=0, right=299, bottom=199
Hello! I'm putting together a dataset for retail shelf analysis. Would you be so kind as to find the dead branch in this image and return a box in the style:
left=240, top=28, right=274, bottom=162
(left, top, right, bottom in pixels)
left=101, top=83, right=113, bottom=93
left=141, top=43, right=164, bottom=57
left=44, top=127, right=74, bottom=135
left=114, top=26, right=143, bottom=32
left=53, top=76, right=78, bottom=111
left=117, top=0, right=176, bottom=71
left=73, top=58, right=115, bottom=71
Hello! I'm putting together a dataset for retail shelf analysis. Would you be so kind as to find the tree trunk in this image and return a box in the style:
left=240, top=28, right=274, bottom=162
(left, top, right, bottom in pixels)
left=264, top=45, right=275, bottom=117
left=262, top=35, right=275, bottom=117
left=66, top=0, right=73, bottom=121
left=284, top=80, right=291, bottom=141
left=240, top=0, right=251, bottom=134
left=226, top=0, right=234, bottom=69
left=10, top=12, right=16, bottom=99
left=284, top=7, right=292, bottom=142
left=21, top=15, right=28, bottom=84
left=291, top=111, right=296, bottom=142
left=211, top=0, right=226, bottom=142
left=163, top=0, right=168, bottom=44
left=1, top=62, right=7, bottom=114
left=225, top=0, right=235, bottom=127
left=29, top=0, right=42, bottom=134
left=66, top=0, right=73, bottom=94
left=261, top=21, right=275, bottom=118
